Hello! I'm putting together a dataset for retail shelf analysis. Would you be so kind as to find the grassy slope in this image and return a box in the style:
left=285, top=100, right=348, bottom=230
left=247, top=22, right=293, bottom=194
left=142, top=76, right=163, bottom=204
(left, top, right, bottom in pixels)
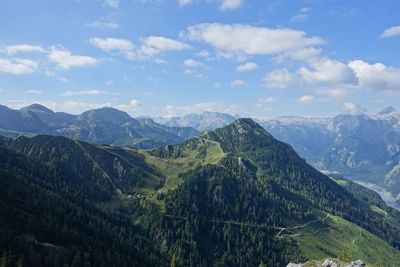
left=139, top=138, right=225, bottom=191
left=133, top=137, right=225, bottom=208
left=293, top=212, right=400, bottom=267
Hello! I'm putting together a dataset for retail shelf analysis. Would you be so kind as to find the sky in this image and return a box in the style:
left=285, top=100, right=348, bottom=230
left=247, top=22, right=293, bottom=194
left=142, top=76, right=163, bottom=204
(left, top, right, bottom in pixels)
left=1, top=0, right=400, bottom=119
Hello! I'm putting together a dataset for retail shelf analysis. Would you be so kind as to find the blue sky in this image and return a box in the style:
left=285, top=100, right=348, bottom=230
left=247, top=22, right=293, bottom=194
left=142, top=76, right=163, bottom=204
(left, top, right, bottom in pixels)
left=1, top=0, right=400, bottom=119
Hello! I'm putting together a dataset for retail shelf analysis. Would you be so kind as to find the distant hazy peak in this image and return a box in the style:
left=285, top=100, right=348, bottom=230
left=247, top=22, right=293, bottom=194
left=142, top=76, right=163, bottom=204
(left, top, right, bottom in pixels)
left=79, top=106, right=133, bottom=125
left=377, top=106, right=397, bottom=116
left=21, top=103, right=54, bottom=114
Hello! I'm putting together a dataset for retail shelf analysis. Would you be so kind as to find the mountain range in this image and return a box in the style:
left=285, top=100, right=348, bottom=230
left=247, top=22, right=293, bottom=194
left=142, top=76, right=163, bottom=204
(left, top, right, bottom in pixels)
left=0, top=104, right=198, bottom=148
left=154, top=111, right=238, bottom=131
left=1, top=118, right=400, bottom=266
left=1, top=103, right=400, bottom=204
left=158, top=107, right=400, bottom=206
left=260, top=107, right=400, bottom=203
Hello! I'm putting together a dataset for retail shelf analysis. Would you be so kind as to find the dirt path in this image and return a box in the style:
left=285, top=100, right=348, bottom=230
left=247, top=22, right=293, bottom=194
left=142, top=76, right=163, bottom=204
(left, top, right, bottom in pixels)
left=275, top=213, right=329, bottom=238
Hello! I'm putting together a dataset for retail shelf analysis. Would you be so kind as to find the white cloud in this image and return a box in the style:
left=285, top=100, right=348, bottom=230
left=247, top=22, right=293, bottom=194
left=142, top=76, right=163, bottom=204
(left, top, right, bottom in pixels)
left=263, top=68, right=294, bottom=90
left=299, top=59, right=357, bottom=85
left=289, top=7, right=311, bottom=24
left=25, top=90, right=43, bottom=94
left=256, top=97, right=278, bottom=107
left=5, top=44, right=46, bottom=54
left=196, top=50, right=211, bottom=58
left=57, top=77, right=68, bottom=82
left=344, top=101, right=366, bottom=115
left=116, top=99, right=143, bottom=111
left=185, top=23, right=323, bottom=61
left=213, top=82, right=223, bottom=89
left=90, top=37, right=135, bottom=59
left=177, top=0, right=243, bottom=11
left=164, top=102, right=238, bottom=116
left=154, top=58, right=168, bottom=64
left=61, top=89, right=109, bottom=96
left=381, top=25, right=400, bottom=38
left=104, top=0, right=119, bottom=8
left=348, top=60, right=400, bottom=91
left=219, top=0, right=243, bottom=11
left=230, top=79, right=246, bottom=87
left=90, top=37, right=134, bottom=51
left=237, top=62, right=258, bottom=72
left=178, top=0, right=193, bottom=6
left=318, top=88, right=346, bottom=98
left=48, top=47, right=98, bottom=69
left=0, top=58, right=38, bottom=75
left=298, top=95, right=315, bottom=104
left=85, top=20, right=119, bottom=29
left=183, top=59, right=204, bottom=68
left=139, top=36, right=190, bottom=56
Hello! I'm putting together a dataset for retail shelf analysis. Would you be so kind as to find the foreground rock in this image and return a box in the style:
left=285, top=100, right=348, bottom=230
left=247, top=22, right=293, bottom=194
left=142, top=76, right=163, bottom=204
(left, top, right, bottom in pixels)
left=287, top=259, right=365, bottom=267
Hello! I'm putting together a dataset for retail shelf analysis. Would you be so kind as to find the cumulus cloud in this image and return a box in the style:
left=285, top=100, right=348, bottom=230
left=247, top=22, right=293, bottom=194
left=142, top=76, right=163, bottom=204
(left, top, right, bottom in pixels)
left=348, top=60, right=400, bottom=91
left=344, top=101, right=366, bottom=115
left=5, top=44, right=46, bottom=54
left=185, top=23, right=323, bottom=61
left=85, top=20, right=119, bottom=29
left=183, top=59, right=204, bottom=68
left=299, top=59, right=357, bottom=85
left=237, top=62, right=258, bottom=72
left=90, top=37, right=135, bottom=59
left=90, top=38, right=134, bottom=51
left=139, top=36, right=190, bottom=56
left=48, top=47, right=98, bottom=69
left=0, top=58, right=38, bottom=75
left=263, top=68, right=294, bottom=90
left=230, top=79, right=246, bottom=87
left=381, top=25, right=400, bottom=38
left=298, top=95, right=316, bottom=104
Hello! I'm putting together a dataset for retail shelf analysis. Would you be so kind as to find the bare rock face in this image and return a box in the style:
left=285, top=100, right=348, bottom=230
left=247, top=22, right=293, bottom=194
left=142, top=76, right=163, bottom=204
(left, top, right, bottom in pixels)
left=286, top=260, right=365, bottom=267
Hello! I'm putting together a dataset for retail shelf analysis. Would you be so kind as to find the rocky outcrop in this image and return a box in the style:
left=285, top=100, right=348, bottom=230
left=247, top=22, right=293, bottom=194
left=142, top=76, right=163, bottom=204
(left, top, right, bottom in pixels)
left=287, top=259, right=365, bottom=267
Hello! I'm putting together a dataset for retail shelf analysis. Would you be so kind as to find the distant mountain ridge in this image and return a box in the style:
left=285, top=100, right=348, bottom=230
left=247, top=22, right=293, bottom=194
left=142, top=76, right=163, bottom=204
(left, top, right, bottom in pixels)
left=155, top=111, right=238, bottom=131
left=155, top=107, right=400, bottom=200
left=261, top=107, right=400, bottom=199
left=0, top=104, right=199, bottom=148
left=2, top=103, right=400, bottom=200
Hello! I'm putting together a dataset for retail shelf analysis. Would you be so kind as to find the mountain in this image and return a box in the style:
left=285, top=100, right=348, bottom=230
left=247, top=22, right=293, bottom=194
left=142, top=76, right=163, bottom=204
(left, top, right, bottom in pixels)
left=260, top=107, right=400, bottom=198
left=0, top=104, right=52, bottom=135
left=21, top=104, right=76, bottom=127
left=155, top=111, right=237, bottom=131
left=1, top=119, right=400, bottom=266
left=0, top=104, right=199, bottom=149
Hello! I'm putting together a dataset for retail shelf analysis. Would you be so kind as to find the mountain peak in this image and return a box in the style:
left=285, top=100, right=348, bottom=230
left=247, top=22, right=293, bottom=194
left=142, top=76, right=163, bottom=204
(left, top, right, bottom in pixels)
left=79, top=106, right=133, bottom=125
left=377, top=106, right=397, bottom=116
left=203, top=118, right=276, bottom=154
left=21, top=103, right=54, bottom=114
